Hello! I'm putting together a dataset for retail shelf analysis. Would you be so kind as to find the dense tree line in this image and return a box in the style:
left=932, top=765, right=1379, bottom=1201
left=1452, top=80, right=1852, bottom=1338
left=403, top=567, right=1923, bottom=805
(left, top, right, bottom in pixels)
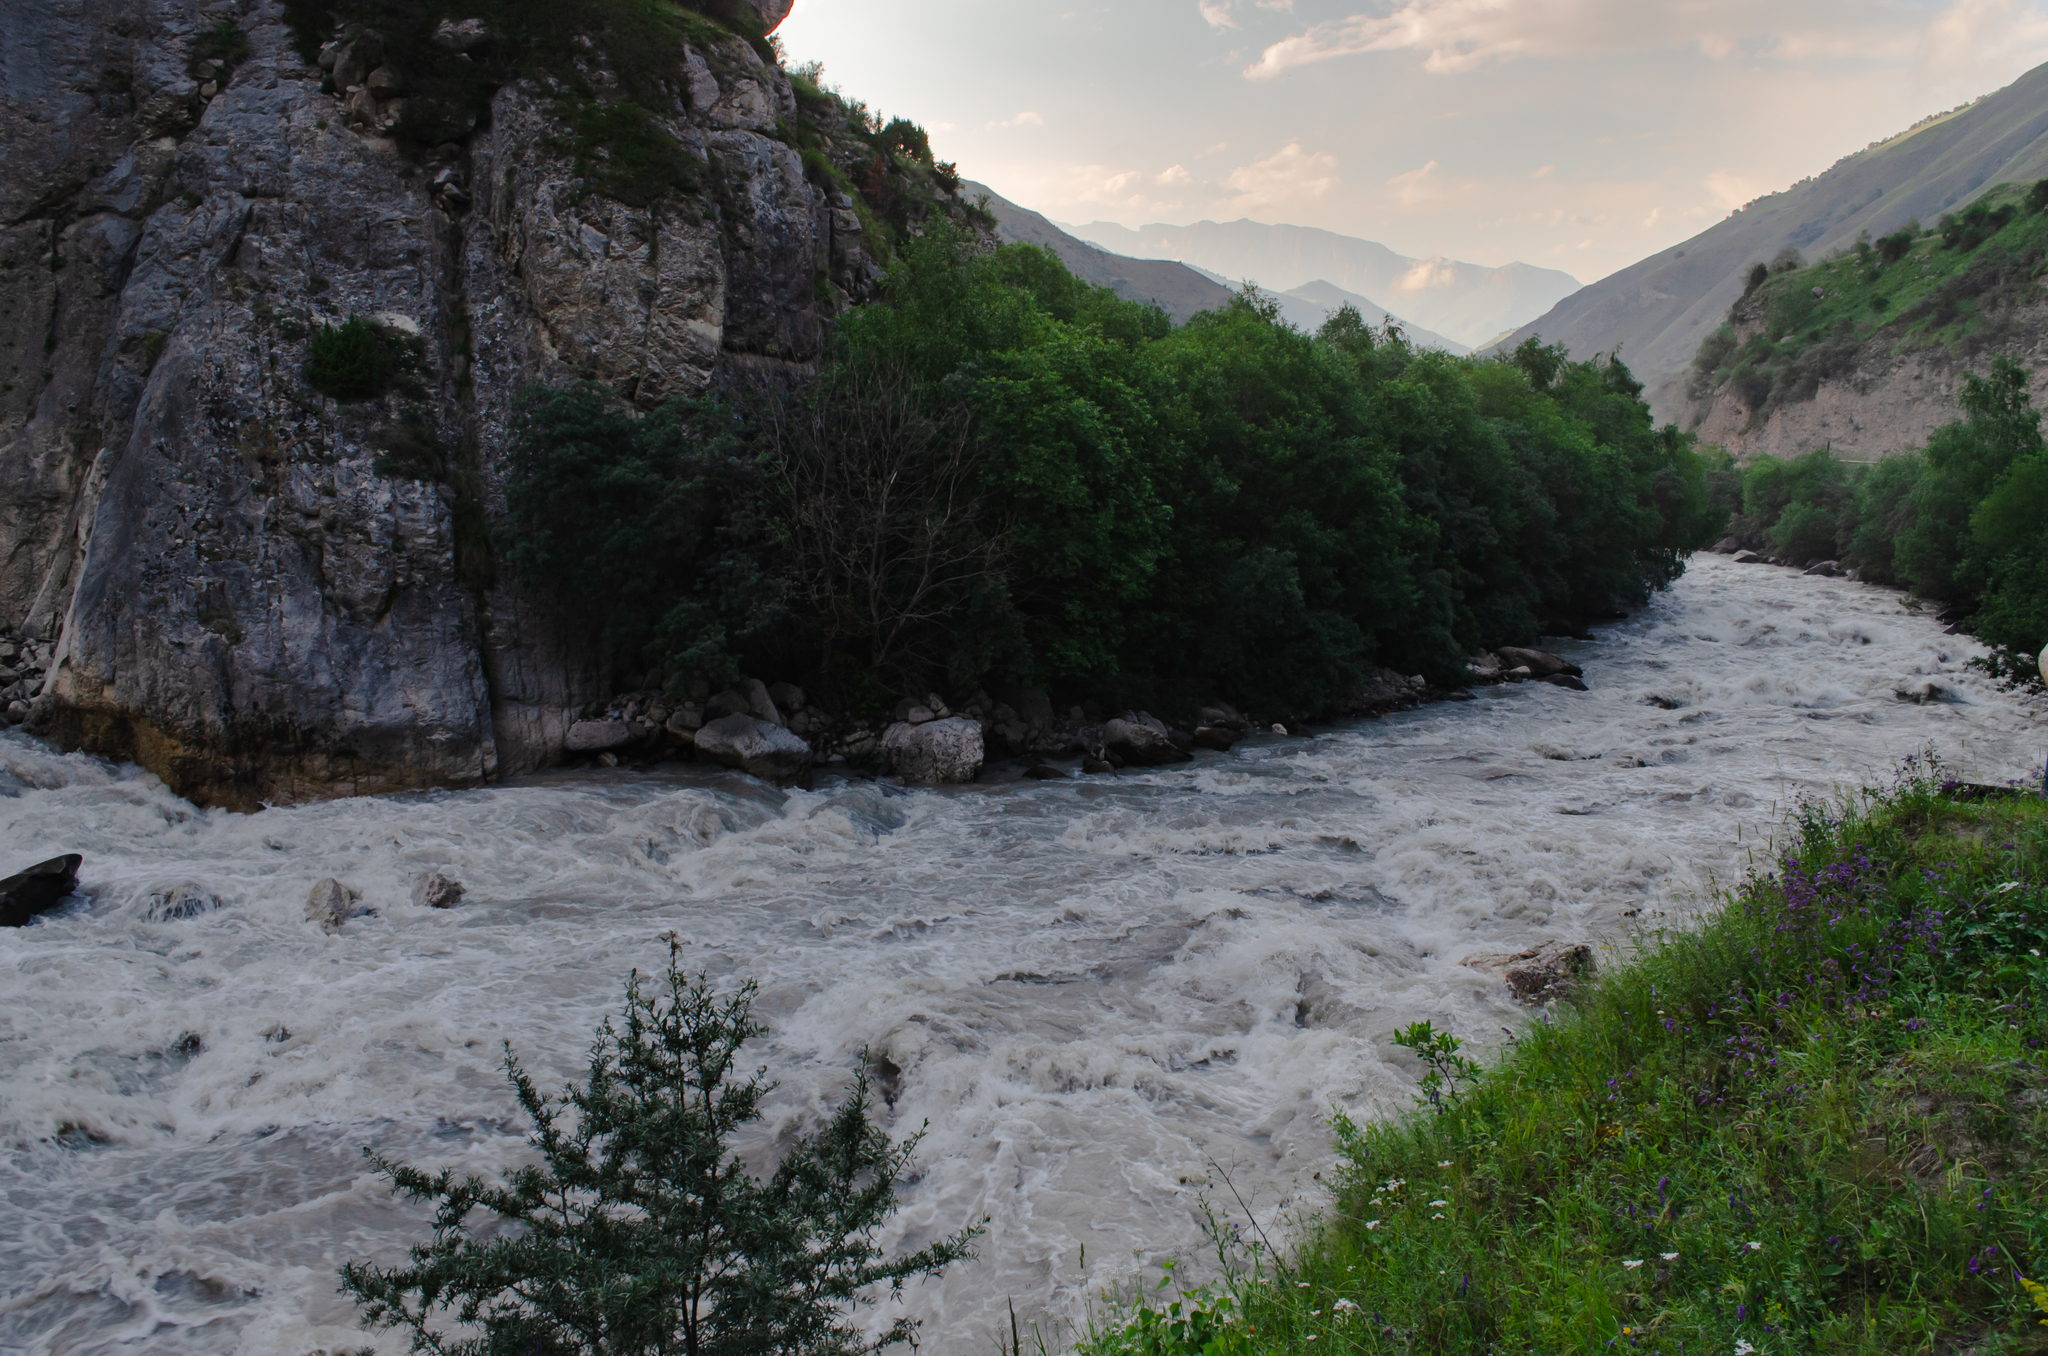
left=1707, top=355, right=2048, bottom=688
left=506, top=232, right=1723, bottom=720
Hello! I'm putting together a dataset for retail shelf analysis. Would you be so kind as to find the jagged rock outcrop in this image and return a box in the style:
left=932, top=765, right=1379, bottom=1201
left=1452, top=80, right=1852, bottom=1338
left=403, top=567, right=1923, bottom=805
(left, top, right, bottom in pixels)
left=0, top=0, right=961, bottom=808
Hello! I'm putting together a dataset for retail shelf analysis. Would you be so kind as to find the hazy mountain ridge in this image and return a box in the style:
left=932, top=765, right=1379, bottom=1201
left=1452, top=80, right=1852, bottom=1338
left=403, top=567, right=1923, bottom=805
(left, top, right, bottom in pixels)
left=1495, top=60, right=2048, bottom=426
left=1062, top=218, right=1581, bottom=347
left=963, top=181, right=1234, bottom=323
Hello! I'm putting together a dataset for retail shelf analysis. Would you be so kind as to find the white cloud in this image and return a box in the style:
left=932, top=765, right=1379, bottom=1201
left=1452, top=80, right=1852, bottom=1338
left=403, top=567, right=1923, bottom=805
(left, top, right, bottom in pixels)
left=1240, top=0, right=2025, bottom=79
left=1199, top=0, right=1237, bottom=28
left=1391, top=257, right=1460, bottom=294
left=1157, top=164, right=1195, bottom=185
left=1223, top=140, right=1340, bottom=207
left=994, top=110, right=1045, bottom=127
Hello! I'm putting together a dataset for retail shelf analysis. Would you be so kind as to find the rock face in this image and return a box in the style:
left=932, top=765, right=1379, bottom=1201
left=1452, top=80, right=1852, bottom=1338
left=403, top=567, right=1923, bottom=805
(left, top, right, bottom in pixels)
left=1685, top=294, right=2048, bottom=460
left=305, top=876, right=361, bottom=930
left=411, top=871, right=464, bottom=909
left=1495, top=647, right=1582, bottom=680
left=693, top=713, right=811, bottom=784
left=1101, top=712, right=1192, bottom=767
left=0, top=2, right=956, bottom=808
left=0, top=854, right=83, bottom=927
left=882, top=715, right=984, bottom=784
left=1461, top=940, right=1595, bottom=1003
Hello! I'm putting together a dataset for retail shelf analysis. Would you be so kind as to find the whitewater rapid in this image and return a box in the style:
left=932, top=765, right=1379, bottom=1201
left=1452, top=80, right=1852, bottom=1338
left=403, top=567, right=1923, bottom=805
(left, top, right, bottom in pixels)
left=2, top=556, right=2042, bottom=1354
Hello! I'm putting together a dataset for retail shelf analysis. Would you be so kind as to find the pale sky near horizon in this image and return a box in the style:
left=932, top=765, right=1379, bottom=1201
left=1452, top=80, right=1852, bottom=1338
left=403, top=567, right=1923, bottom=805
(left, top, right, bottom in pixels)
left=774, top=0, right=2048, bottom=283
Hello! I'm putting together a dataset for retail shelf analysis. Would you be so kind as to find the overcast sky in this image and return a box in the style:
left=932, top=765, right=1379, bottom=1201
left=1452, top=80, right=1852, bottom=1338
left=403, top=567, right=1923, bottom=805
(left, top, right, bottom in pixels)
left=775, top=0, right=2048, bottom=282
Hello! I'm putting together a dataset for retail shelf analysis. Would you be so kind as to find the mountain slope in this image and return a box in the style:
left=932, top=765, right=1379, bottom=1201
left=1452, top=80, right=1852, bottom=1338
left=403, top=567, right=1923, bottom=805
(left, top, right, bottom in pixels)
left=1063, top=219, right=1580, bottom=347
left=964, top=181, right=1234, bottom=323
left=1280, top=280, right=1470, bottom=354
left=1495, top=61, right=2048, bottom=423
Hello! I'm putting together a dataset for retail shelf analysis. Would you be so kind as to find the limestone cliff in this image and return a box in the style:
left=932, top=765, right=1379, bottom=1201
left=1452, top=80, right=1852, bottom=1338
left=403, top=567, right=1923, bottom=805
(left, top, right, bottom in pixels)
left=0, top=0, right=970, bottom=807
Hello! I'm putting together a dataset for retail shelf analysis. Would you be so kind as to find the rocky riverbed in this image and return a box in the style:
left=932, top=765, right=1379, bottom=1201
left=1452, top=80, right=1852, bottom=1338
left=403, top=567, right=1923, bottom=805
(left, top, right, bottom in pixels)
left=1, top=555, right=2043, bottom=1354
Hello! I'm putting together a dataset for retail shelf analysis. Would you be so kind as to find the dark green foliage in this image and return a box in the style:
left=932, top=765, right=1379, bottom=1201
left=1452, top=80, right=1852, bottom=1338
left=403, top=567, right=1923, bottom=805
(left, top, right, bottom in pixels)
left=504, top=383, right=778, bottom=689
left=565, top=99, right=700, bottom=207
left=1742, top=262, right=1769, bottom=296
left=340, top=942, right=979, bottom=1355
left=1084, top=764, right=2048, bottom=1354
left=1940, top=199, right=2017, bottom=252
left=305, top=316, right=399, bottom=401
left=505, top=233, right=1719, bottom=716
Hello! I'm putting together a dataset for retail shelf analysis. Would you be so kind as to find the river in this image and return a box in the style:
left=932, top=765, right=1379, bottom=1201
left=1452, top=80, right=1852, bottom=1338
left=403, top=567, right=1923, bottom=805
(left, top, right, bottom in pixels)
left=2, top=554, right=2042, bottom=1354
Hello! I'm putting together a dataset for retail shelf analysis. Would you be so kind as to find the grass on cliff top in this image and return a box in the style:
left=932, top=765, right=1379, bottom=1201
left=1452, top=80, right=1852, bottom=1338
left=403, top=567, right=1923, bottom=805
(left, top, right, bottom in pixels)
left=1080, top=758, right=2048, bottom=1355
left=1693, top=179, right=2048, bottom=420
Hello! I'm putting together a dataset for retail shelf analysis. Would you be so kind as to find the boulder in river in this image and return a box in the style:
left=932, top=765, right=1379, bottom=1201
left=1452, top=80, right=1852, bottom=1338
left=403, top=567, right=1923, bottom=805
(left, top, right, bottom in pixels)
left=1102, top=712, right=1192, bottom=767
left=144, top=883, right=223, bottom=921
left=412, top=872, right=465, bottom=909
left=1731, top=549, right=1763, bottom=564
left=1, top=853, right=82, bottom=927
left=1543, top=673, right=1589, bottom=692
left=306, top=877, right=363, bottom=931
left=1496, top=647, right=1582, bottom=680
left=883, top=716, right=985, bottom=784
left=1460, top=939, right=1594, bottom=1003
left=1803, top=560, right=1840, bottom=577
left=694, top=714, right=812, bottom=784
left=1193, top=726, right=1240, bottom=751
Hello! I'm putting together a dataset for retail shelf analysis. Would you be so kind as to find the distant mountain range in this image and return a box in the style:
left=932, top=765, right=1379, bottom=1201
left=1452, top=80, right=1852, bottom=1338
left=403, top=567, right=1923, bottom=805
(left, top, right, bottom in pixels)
left=1495, top=61, right=2048, bottom=424
left=965, top=183, right=1474, bottom=351
left=1061, top=219, right=1582, bottom=348
left=964, top=181, right=1234, bottom=324
left=1177, top=266, right=1470, bottom=353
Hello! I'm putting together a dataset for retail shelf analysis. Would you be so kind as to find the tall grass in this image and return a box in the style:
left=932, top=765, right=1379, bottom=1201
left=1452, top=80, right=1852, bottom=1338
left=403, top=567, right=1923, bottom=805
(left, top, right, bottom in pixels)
left=1082, top=757, right=2048, bottom=1354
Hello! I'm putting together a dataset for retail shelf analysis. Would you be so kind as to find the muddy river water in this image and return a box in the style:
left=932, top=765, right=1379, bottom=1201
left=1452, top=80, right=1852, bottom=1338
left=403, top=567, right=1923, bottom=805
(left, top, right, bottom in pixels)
left=2, top=555, right=2043, bottom=1353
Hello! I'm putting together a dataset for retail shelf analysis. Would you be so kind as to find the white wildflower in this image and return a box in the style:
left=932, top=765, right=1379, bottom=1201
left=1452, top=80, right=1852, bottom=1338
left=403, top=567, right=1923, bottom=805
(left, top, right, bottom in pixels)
left=1661, top=1251, right=1679, bottom=1261
left=1333, top=1298, right=1359, bottom=1311
left=1365, top=1220, right=1382, bottom=1230
left=1429, top=1199, right=1449, bottom=1207
left=1622, top=1259, right=1643, bottom=1269
left=1437, top=1160, right=1452, bottom=1167
left=1431, top=1213, right=1446, bottom=1220
left=1734, top=1340, right=1758, bottom=1356
left=1747, top=1240, right=1763, bottom=1251
left=1296, top=1282, right=1311, bottom=1289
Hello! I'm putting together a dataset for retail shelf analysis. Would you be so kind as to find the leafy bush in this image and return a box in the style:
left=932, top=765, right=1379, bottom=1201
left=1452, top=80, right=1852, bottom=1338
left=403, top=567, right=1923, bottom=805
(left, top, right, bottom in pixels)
left=1941, top=200, right=2017, bottom=252
left=1876, top=227, right=1916, bottom=264
left=305, top=316, right=399, bottom=401
left=341, top=942, right=979, bottom=1354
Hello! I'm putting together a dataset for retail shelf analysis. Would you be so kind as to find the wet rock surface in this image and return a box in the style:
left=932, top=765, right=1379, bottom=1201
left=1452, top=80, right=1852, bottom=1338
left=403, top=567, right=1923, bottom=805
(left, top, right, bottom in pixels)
left=0, top=853, right=82, bottom=926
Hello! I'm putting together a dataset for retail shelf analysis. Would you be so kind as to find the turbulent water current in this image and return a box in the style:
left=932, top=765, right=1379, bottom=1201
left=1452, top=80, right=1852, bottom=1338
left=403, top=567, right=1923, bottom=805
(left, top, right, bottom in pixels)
left=3, top=556, right=2044, bottom=1354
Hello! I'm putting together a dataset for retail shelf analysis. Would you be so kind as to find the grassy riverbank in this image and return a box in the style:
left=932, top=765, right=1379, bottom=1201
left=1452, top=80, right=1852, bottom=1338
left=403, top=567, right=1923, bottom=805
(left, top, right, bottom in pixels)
left=1082, top=759, right=2048, bottom=1354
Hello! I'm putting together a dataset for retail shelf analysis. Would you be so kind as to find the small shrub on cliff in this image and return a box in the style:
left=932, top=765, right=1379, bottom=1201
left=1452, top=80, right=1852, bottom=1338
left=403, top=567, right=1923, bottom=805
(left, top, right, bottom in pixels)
left=341, top=941, right=979, bottom=1355
left=305, top=316, right=405, bottom=402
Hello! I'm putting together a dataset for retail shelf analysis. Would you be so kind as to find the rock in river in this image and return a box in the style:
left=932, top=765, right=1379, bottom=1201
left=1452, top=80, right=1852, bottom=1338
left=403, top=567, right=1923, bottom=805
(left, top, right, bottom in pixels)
left=883, top=716, right=985, bottom=784
left=1460, top=939, right=1594, bottom=1003
left=1102, top=712, right=1192, bottom=767
left=694, top=714, right=812, bottom=785
left=1495, top=647, right=1583, bottom=680
left=1, top=854, right=82, bottom=927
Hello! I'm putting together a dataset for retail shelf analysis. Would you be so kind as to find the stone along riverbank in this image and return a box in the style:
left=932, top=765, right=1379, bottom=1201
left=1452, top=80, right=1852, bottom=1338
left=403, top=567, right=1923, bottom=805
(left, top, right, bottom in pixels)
left=1, top=554, right=2043, bottom=1354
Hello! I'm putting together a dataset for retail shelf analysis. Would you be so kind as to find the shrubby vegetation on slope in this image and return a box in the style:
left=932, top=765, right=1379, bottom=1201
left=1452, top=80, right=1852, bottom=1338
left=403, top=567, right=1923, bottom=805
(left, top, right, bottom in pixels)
left=509, top=231, right=1723, bottom=721
left=1692, top=180, right=2048, bottom=420
left=1084, top=760, right=2048, bottom=1354
left=1704, top=356, right=2048, bottom=688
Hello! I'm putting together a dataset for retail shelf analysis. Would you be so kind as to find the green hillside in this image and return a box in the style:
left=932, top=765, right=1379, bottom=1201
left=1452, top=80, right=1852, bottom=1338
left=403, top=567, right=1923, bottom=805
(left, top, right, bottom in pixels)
left=1493, top=61, right=2048, bottom=421
left=1691, top=180, right=2048, bottom=424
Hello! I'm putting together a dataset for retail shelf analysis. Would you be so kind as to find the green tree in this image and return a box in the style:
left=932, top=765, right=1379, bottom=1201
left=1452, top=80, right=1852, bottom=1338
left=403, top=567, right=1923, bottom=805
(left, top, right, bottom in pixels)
left=1895, top=356, right=2044, bottom=598
left=340, top=942, right=980, bottom=1355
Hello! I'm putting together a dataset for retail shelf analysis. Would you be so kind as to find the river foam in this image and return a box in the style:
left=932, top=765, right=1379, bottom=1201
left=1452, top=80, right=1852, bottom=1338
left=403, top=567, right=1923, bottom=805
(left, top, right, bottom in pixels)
left=3, top=555, right=2043, bottom=1353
